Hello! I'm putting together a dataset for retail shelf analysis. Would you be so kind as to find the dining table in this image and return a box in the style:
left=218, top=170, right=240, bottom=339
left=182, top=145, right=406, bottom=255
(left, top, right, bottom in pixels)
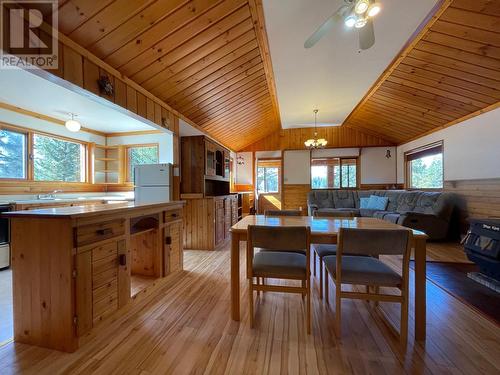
left=230, top=215, right=429, bottom=341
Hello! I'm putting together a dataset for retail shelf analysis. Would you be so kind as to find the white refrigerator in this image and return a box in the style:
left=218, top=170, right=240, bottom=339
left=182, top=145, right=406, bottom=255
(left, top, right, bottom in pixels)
left=134, top=164, right=172, bottom=204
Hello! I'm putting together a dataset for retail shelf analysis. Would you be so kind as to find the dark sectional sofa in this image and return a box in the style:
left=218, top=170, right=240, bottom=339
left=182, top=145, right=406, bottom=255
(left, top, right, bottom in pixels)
left=307, top=189, right=457, bottom=240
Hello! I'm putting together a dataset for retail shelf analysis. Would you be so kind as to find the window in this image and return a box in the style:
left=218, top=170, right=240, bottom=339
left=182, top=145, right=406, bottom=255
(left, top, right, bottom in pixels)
left=127, top=145, right=159, bottom=182
left=33, top=134, right=86, bottom=182
left=405, top=142, right=443, bottom=189
left=257, top=160, right=280, bottom=193
left=311, top=157, right=358, bottom=189
left=0, top=128, right=27, bottom=179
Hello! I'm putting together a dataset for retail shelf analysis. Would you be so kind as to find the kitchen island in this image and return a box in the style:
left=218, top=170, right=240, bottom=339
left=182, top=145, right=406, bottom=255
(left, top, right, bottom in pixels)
left=4, top=200, right=184, bottom=352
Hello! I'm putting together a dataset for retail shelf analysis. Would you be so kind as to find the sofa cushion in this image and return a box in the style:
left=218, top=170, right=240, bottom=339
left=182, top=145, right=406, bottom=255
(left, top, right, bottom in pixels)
left=367, top=195, right=389, bottom=210
left=396, top=191, right=419, bottom=213
left=332, top=190, right=356, bottom=208
left=359, top=208, right=378, bottom=217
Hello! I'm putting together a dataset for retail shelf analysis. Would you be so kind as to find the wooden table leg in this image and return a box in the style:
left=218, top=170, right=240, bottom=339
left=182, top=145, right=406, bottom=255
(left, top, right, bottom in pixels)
left=231, top=232, right=240, bottom=321
left=414, top=237, right=427, bottom=341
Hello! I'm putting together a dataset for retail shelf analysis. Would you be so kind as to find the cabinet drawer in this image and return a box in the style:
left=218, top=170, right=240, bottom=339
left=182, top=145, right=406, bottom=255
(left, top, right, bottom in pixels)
left=77, top=219, right=125, bottom=246
left=92, top=241, right=119, bottom=261
left=92, top=279, right=118, bottom=303
left=93, top=294, right=118, bottom=323
left=164, top=209, right=182, bottom=223
left=92, top=267, right=118, bottom=289
left=92, top=254, right=117, bottom=275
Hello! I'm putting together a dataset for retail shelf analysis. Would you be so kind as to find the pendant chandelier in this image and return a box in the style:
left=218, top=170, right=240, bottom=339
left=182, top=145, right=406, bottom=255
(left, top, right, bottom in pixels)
left=304, top=109, right=327, bottom=149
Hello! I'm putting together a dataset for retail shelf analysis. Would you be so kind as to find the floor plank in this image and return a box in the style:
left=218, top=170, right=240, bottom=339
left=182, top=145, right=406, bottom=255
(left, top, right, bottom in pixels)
left=0, top=242, right=498, bottom=375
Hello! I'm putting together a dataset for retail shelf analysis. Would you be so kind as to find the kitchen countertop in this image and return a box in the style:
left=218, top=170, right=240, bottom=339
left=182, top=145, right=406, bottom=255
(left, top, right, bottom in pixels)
left=0, top=195, right=133, bottom=205
left=3, top=200, right=185, bottom=219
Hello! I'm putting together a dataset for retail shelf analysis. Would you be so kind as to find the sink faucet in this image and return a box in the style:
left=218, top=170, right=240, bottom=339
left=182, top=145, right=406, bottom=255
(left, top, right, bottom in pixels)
left=37, top=190, right=62, bottom=200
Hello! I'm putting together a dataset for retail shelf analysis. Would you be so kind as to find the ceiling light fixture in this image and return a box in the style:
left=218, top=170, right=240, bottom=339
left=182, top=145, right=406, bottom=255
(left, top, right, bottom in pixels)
left=354, top=16, right=367, bottom=28
left=344, top=13, right=356, bottom=28
left=65, top=113, right=81, bottom=132
left=304, top=109, right=327, bottom=149
left=354, top=0, right=370, bottom=14
left=367, top=2, right=381, bottom=17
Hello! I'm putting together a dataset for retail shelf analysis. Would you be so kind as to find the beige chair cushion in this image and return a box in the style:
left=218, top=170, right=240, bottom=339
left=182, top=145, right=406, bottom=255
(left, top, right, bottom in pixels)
left=323, top=255, right=402, bottom=287
left=253, top=251, right=307, bottom=279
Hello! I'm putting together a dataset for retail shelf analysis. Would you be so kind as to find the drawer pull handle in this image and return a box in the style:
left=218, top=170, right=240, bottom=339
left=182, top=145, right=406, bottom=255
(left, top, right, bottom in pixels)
left=119, top=254, right=126, bottom=266
left=171, top=213, right=177, bottom=217
left=96, top=228, right=112, bottom=236
left=165, top=236, right=172, bottom=245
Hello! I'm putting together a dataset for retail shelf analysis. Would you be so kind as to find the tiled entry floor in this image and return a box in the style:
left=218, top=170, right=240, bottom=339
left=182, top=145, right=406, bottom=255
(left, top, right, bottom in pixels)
left=0, top=269, right=13, bottom=345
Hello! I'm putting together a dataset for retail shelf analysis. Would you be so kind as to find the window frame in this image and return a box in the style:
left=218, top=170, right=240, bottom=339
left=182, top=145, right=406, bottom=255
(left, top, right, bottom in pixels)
left=32, top=131, right=88, bottom=183
left=125, top=143, right=160, bottom=183
left=310, top=156, right=359, bottom=189
left=0, top=122, right=90, bottom=183
left=0, top=123, right=29, bottom=181
left=404, top=141, right=444, bottom=191
left=256, top=159, right=281, bottom=194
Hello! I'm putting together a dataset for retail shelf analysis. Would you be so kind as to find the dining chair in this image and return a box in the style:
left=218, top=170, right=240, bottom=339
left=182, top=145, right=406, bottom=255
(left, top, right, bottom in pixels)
left=311, top=211, right=355, bottom=299
left=323, top=228, right=412, bottom=349
left=265, top=209, right=302, bottom=216
left=247, top=225, right=311, bottom=333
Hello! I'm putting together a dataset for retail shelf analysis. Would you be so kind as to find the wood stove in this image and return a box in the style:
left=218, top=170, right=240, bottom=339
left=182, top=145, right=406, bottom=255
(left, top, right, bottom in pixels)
left=463, top=219, right=500, bottom=289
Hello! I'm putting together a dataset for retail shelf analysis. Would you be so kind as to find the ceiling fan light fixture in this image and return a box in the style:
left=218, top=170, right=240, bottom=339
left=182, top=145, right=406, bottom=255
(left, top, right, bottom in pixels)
left=354, top=16, right=367, bottom=29
left=367, top=2, right=381, bottom=17
left=354, top=0, right=370, bottom=14
left=344, top=14, right=356, bottom=28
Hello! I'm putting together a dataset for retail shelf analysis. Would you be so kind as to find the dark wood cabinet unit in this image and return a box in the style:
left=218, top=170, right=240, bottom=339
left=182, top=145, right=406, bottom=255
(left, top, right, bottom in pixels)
left=181, top=136, right=236, bottom=250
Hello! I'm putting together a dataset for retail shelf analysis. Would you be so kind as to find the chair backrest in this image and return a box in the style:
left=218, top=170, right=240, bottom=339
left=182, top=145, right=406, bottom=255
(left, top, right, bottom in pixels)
left=265, top=209, right=301, bottom=216
left=338, top=228, right=410, bottom=256
left=248, top=225, right=309, bottom=252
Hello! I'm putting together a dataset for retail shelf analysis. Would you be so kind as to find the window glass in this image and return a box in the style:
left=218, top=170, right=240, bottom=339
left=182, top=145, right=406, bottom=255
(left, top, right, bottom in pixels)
left=33, top=134, right=85, bottom=182
left=409, top=153, right=443, bottom=189
left=128, top=145, right=159, bottom=182
left=311, top=157, right=356, bottom=189
left=0, top=128, right=26, bottom=179
left=257, top=167, right=279, bottom=193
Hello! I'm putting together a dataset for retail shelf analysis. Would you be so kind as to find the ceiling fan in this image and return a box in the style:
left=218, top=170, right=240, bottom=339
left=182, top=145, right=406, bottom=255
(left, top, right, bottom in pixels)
left=304, top=0, right=381, bottom=50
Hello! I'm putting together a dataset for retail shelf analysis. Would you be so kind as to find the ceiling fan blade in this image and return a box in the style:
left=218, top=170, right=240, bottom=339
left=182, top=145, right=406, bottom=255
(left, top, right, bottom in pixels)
left=304, top=5, right=347, bottom=49
left=358, top=18, right=375, bottom=50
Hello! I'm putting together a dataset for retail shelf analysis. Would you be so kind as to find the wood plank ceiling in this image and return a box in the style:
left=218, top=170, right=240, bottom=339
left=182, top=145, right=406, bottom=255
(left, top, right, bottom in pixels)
left=55, top=0, right=281, bottom=150
left=343, top=0, right=500, bottom=145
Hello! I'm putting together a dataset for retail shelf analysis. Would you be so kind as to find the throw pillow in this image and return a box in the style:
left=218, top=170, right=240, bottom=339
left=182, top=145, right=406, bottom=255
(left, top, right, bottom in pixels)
left=359, top=197, right=370, bottom=209
left=367, top=195, right=389, bottom=210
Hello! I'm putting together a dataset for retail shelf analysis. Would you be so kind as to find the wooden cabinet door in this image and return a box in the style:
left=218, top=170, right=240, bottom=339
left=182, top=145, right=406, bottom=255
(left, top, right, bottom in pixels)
left=164, top=221, right=183, bottom=273
left=224, top=198, right=231, bottom=240
left=205, top=141, right=216, bottom=176
left=215, top=199, right=225, bottom=246
left=75, top=250, right=92, bottom=337
left=231, top=196, right=238, bottom=225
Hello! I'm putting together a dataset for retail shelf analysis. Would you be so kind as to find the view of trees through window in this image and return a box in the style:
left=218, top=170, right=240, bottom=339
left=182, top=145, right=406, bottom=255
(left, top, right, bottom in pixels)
left=0, top=129, right=26, bottom=179
left=410, top=153, right=443, bottom=189
left=33, top=134, right=86, bottom=182
left=257, top=167, right=279, bottom=193
left=311, top=158, right=357, bottom=189
left=128, top=145, right=159, bottom=181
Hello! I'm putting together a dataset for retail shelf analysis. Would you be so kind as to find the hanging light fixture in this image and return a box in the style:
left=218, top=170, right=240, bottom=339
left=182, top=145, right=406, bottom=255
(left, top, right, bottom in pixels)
left=65, top=113, right=81, bottom=132
left=304, top=109, right=327, bottom=149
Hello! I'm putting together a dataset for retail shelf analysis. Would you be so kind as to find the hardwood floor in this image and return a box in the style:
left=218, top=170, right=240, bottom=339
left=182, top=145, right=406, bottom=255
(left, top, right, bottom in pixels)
left=0, top=242, right=498, bottom=374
